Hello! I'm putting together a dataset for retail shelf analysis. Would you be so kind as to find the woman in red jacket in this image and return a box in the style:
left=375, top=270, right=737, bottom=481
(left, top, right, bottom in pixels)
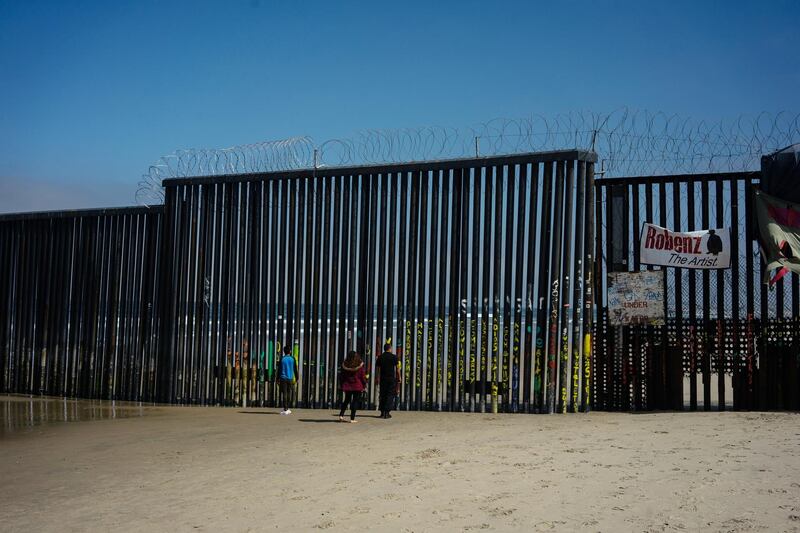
left=338, top=350, right=367, bottom=423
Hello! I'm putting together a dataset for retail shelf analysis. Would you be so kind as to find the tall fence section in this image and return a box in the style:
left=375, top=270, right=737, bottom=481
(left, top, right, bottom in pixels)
left=595, top=172, right=800, bottom=411
left=1, top=150, right=798, bottom=412
left=159, top=151, right=596, bottom=412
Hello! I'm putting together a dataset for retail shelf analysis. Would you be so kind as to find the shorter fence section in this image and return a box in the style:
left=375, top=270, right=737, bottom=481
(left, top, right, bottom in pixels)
left=594, top=172, right=800, bottom=411
left=0, top=207, right=163, bottom=401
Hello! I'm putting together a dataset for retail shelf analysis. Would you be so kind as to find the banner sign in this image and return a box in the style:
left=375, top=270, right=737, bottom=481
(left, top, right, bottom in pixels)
left=639, top=222, right=730, bottom=269
left=607, top=271, right=665, bottom=326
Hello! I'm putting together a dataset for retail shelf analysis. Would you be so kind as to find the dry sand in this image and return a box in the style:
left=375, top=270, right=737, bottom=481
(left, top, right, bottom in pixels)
left=1, top=395, right=799, bottom=532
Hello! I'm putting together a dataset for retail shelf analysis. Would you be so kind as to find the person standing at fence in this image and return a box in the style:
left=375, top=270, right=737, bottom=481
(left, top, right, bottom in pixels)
left=376, top=343, right=400, bottom=419
left=338, top=350, right=367, bottom=423
left=279, top=345, right=298, bottom=415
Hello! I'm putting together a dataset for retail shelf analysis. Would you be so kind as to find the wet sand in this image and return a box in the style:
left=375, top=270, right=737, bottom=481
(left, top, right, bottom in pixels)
left=1, top=395, right=799, bottom=532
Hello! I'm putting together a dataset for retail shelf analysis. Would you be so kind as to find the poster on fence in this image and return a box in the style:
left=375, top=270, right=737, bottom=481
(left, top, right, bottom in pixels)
left=607, top=271, right=665, bottom=326
left=639, top=222, right=731, bottom=269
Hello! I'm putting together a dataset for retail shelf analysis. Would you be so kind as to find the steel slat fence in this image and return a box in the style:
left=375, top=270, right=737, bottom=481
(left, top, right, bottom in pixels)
left=159, top=151, right=597, bottom=411
left=3, top=160, right=799, bottom=413
left=0, top=207, right=163, bottom=401
left=595, top=172, right=800, bottom=411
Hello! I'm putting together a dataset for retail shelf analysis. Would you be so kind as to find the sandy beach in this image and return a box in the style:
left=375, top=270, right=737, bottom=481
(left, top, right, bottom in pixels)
left=1, top=395, right=799, bottom=532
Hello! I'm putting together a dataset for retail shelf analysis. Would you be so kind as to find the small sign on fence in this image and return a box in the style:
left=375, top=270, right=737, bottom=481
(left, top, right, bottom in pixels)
left=607, top=271, right=665, bottom=326
left=639, top=222, right=731, bottom=269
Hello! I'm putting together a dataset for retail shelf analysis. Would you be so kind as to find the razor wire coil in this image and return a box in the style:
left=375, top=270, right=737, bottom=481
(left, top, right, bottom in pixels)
left=136, top=109, right=800, bottom=206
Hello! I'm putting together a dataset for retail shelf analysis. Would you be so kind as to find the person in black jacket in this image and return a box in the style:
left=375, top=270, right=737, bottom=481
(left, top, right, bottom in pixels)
left=375, top=344, right=400, bottom=419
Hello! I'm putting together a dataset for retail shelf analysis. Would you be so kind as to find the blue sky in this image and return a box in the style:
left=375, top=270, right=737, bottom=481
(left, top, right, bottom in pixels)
left=1, top=0, right=798, bottom=213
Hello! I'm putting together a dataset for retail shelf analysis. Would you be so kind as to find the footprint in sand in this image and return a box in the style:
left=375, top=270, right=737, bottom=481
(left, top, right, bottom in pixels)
left=416, top=448, right=443, bottom=459
left=483, top=506, right=515, bottom=518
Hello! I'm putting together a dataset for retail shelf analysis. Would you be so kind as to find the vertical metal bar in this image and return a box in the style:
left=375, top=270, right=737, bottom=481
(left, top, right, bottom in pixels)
left=479, top=166, right=493, bottom=412
left=673, top=181, right=685, bottom=411
left=546, top=161, right=565, bottom=414
left=291, top=177, right=305, bottom=406
left=149, top=211, right=163, bottom=401
left=300, top=177, right=314, bottom=406
left=631, top=182, right=643, bottom=410
left=310, top=176, right=326, bottom=408
left=449, top=167, right=467, bottom=411
left=558, top=161, right=575, bottom=413
left=285, top=178, right=297, bottom=352
left=274, top=179, right=288, bottom=401
left=730, top=178, right=741, bottom=410
left=469, top=167, right=481, bottom=410
left=267, top=180, right=280, bottom=405
left=0, top=223, right=10, bottom=392
left=203, top=184, right=218, bottom=404
left=701, top=180, right=711, bottom=410
left=245, top=182, right=257, bottom=408
left=222, top=183, right=236, bottom=405
left=516, top=163, right=531, bottom=412
left=534, top=162, right=552, bottom=412
left=686, top=181, right=697, bottom=411
left=327, top=175, right=342, bottom=407
left=346, top=175, right=360, bottom=360
left=385, top=172, right=398, bottom=404
left=297, top=178, right=308, bottom=405
left=582, top=159, right=596, bottom=412
left=437, top=170, right=451, bottom=410
left=522, top=162, right=539, bottom=412
left=374, top=172, right=389, bottom=406
left=570, top=161, right=587, bottom=412
left=605, top=184, right=616, bottom=410
left=37, top=221, right=55, bottom=396
left=187, top=186, right=202, bottom=402
left=497, top=164, right=511, bottom=412
left=207, top=185, right=222, bottom=404
left=253, top=182, right=264, bottom=407
left=426, top=171, right=440, bottom=409
left=400, top=171, right=416, bottom=408
left=658, top=178, right=676, bottom=409
left=319, top=174, right=333, bottom=408
left=715, top=177, right=726, bottom=410
left=490, top=165, right=503, bottom=413
left=413, top=170, right=428, bottom=410
left=158, top=187, right=176, bottom=402
left=337, top=174, right=354, bottom=396
left=643, top=181, right=659, bottom=408
left=502, top=164, right=518, bottom=412
left=395, top=171, right=409, bottom=409
left=364, top=173, right=379, bottom=407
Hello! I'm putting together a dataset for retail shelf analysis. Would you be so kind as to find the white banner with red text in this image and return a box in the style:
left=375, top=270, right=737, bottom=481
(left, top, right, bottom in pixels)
left=639, top=222, right=731, bottom=269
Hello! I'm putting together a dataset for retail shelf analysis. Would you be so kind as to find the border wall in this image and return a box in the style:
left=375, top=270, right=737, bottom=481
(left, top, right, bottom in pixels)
left=2, top=150, right=797, bottom=411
